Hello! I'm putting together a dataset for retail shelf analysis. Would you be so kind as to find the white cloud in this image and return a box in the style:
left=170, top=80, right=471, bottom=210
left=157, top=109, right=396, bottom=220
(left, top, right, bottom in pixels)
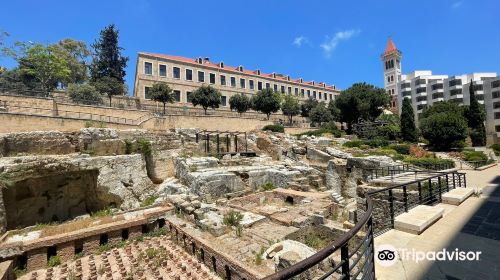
left=292, top=36, right=309, bottom=47
left=451, top=1, right=463, bottom=9
left=320, top=29, right=361, bottom=57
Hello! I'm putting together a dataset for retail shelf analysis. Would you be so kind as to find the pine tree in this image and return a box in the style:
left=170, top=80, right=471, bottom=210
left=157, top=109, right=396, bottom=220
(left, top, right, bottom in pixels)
left=90, top=24, right=128, bottom=83
left=400, top=98, right=418, bottom=142
left=467, top=80, right=486, bottom=146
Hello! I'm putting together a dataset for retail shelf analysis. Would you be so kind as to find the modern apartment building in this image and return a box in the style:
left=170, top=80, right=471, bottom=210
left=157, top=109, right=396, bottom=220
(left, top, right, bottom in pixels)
left=133, top=52, right=340, bottom=108
left=396, top=71, right=500, bottom=144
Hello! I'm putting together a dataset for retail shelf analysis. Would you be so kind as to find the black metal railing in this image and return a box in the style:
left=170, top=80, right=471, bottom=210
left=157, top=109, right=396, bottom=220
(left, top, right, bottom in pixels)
left=409, top=161, right=455, bottom=171
left=263, top=169, right=466, bottom=280
left=368, top=171, right=466, bottom=236
left=365, top=164, right=412, bottom=180
left=263, top=195, right=375, bottom=280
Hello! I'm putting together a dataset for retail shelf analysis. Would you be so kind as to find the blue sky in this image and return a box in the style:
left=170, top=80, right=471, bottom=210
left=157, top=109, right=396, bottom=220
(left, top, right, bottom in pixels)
left=1, top=0, right=499, bottom=94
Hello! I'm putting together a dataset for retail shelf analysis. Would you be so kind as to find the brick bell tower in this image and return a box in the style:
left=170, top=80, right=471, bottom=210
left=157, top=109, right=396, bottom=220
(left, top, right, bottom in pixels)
left=381, top=37, right=402, bottom=112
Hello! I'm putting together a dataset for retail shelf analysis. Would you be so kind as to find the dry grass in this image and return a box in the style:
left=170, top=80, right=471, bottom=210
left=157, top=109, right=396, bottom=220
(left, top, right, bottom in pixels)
left=39, top=215, right=123, bottom=238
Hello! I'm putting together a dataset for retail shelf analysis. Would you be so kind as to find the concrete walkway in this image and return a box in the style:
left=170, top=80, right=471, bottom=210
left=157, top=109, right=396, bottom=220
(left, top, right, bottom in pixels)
left=375, top=164, right=500, bottom=280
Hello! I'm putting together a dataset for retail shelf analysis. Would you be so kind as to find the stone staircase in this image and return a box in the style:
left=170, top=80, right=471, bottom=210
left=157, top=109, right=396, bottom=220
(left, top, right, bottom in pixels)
left=327, top=190, right=345, bottom=204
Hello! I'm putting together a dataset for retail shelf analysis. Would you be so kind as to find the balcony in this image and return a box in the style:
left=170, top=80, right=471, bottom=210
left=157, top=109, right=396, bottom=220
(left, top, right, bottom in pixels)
left=449, top=84, right=463, bottom=91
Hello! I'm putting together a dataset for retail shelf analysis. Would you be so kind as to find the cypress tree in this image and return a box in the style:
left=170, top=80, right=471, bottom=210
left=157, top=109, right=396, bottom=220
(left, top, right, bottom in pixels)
left=400, top=98, right=418, bottom=142
left=90, top=24, right=128, bottom=83
left=467, top=80, right=486, bottom=146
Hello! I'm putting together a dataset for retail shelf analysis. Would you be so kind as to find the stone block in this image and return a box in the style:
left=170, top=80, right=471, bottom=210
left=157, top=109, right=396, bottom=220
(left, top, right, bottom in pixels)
left=57, top=241, right=75, bottom=263
left=442, top=188, right=474, bottom=205
left=395, top=205, right=444, bottom=235
left=27, top=247, right=47, bottom=271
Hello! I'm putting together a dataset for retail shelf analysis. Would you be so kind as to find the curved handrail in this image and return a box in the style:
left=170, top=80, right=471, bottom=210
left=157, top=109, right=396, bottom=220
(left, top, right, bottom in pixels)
left=262, top=195, right=374, bottom=280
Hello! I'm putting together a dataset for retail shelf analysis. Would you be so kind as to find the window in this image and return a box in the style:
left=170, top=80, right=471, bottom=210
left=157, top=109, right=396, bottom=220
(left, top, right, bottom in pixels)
left=387, top=76, right=390, bottom=83
left=187, top=91, right=193, bottom=103
left=432, top=83, right=443, bottom=90
left=301, top=89, right=305, bottom=97
left=265, top=83, right=270, bottom=89
left=494, top=101, right=500, bottom=109
left=401, top=82, right=410, bottom=89
left=281, top=86, right=285, bottom=93
left=210, top=73, right=216, bottom=84
left=307, top=90, right=311, bottom=97
left=144, top=86, right=152, bottom=99
left=401, top=91, right=411, bottom=97
left=230, top=77, right=236, bottom=87
left=249, top=80, right=254, bottom=90
left=313, top=91, right=317, bottom=98
left=198, top=71, right=205, bottom=82
left=319, top=92, right=322, bottom=99
left=288, top=87, right=292, bottom=94
left=391, top=76, right=394, bottom=82
left=274, top=84, right=278, bottom=92
left=450, top=89, right=462, bottom=96
left=416, top=87, right=426, bottom=94
left=432, top=92, right=444, bottom=99
left=449, top=79, right=462, bottom=87
left=493, top=91, right=500, bottom=99
left=492, top=80, right=500, bottom=88
left=473, top=84, right=483, bottom=91
left=417, top=104, right=427, bottom=111
left=476, top=94, right=484, bottom=101
left=240, top=78, right=245, bottom=89
left=173, top=90, right=181, bottom=102
left=186, top=69, right=193, bottom=81
left=221, top=96, right=227, bottom=106
left=294, top=88, right=298, bottom=95
left=257, top=81, right=263, bottom=90
left=416, top=96, right=427, bottom=102
left=415, top=79, right=426, bottom=86
left=144, top=62, right=152, bottom=75
left=159, top=64, right=167, bottom=77
left=220, top=75, right=226, bottom=86
left=496, top=125, right=500, bottom=132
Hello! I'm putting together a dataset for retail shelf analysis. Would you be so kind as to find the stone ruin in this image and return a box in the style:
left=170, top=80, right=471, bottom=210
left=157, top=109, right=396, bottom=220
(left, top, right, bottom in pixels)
left=0, top=127, right=400, bottom=279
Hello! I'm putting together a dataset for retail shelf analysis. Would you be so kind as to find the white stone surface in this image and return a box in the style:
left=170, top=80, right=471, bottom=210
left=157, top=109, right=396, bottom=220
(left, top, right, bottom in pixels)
left=394, top=205, right=444, bottom=235
left=442, top=188, right=474, bottom=205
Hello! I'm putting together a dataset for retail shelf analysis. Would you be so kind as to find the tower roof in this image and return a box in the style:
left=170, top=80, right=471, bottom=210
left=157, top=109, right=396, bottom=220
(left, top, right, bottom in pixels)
left=383, top=37, right=399, bottom=56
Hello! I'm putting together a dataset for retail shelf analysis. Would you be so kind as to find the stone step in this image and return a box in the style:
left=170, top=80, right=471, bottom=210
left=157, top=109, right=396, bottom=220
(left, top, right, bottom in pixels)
left=442, top=188, right=475, bottom=205
left=394, top=205, right=444, bottom=235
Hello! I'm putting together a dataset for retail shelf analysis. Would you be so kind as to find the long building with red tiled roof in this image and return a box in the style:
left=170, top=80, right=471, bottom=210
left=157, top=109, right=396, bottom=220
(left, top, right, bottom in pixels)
left=133, top=52, right=340, bottom=107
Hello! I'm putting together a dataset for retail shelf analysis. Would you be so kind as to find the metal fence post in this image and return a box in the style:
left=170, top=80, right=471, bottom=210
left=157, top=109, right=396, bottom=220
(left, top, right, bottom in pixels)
left=438, top=177, right=442, bottom=202
left=418, top=181, right=422, bottom=203
left=389, top=190, right=394, bottom=228
left=428, top=179, right=433, bottom=201
left=341, top=244, right=350, bottom=280
left=445, top=174, right=450, bottom=192
left=403, top=185, right=408, bottom=212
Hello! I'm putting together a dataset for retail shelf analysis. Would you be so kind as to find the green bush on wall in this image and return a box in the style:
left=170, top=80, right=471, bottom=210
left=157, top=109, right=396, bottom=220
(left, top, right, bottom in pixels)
left=262, top=124, right=285, bottom=133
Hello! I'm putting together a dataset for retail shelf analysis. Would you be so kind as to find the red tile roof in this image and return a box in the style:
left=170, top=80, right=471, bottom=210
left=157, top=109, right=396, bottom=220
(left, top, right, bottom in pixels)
left=139, top=52, right=339, bottom=91
left=383, top=37, right=399, bottom=56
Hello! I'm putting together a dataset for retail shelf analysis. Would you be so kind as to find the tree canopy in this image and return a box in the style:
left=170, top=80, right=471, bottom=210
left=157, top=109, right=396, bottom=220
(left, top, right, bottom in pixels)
left=309, top=103, right=332, bottom=125
left=229, top=93, right=250, bottom=115
left=419, top=101, right=468, bottom=150
left=251, top=88, right=281, bottom=120
left=92, top=76, right=125, bottom=106
left=281, top=94, right=301, bottom=124
left=67, top=83, right=102, bottom=105
left=90, top=24, right=128, bottom=84
left=465, top=81, right=486, bottom=146
left=300, top=98, right=319, bottom=117
left=191, top=85, right=222, bottom=114
left=333, top=83, right=389, bottom=133
left=149, top=82, right=175, bottom=114
left=400, top=98, right=418, bottom=142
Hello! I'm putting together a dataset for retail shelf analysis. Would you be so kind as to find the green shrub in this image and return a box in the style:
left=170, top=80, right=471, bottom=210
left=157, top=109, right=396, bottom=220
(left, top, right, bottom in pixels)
left=90, top=207, right=113, bottom=218
left=296, top=122, right=342, bottom=138
left=13, top=266, right=27, bottom=278
left=343, top=140, right=364, bottom=148
left=491, top=144, right=500, bottom=155
left=463, top=150, right=488, bottom=162
left=124, top=139, right=133, bottom=154
left=137, top=138, right=152, bottom=156
left=140, top=195, right=158, bottom=207
left=262, top=124, right=285, bottom=133
left=364, top=138, right=389, bottom=148
left=387, top=144, right=411, bottom=155
left=404, top=157, right=455, bottom=169
left=261, top=182, right=275, bottom=191
left=47, top=255, right=61, bottom=267
left=223, top=210, right=244, bottom=227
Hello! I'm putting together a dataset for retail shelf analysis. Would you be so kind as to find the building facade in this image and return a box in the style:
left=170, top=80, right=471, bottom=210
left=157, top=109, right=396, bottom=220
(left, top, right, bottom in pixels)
left=381, top=38, right=402, bottom=111
left=133, top=52, right=340, bottom=108
left=396, top=71, right=500, bottom=144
